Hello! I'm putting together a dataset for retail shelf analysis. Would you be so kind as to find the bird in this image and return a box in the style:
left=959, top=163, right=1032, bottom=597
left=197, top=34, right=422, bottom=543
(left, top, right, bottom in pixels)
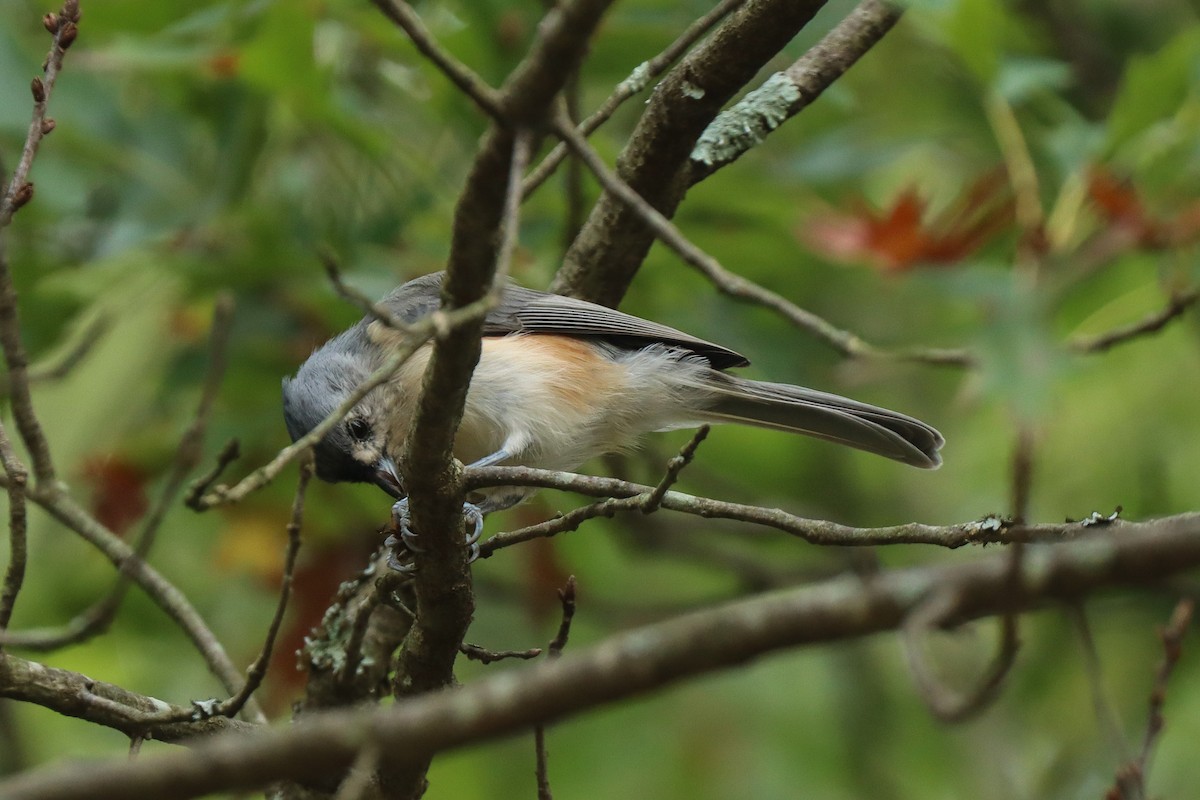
left=282, top=271, right=943, bottom=566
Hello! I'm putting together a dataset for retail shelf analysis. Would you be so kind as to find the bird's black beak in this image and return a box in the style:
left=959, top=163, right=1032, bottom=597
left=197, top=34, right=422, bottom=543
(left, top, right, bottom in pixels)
left=372, top=456, right=405, bottom=499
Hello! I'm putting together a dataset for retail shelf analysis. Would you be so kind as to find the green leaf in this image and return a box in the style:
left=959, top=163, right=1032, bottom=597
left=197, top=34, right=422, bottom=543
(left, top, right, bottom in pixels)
left=995, top=56, right=1073, bottom=105
left=1106, top=28, right=1200, bottom=151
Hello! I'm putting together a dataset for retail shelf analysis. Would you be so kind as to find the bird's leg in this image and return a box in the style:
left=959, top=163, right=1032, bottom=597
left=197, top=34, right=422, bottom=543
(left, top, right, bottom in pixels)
left=384, top=449, right=510, bottom=572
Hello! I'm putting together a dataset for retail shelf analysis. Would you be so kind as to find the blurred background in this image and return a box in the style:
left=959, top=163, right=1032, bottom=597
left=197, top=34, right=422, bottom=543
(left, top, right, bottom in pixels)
left=2, top=0, right=1200, bottom=796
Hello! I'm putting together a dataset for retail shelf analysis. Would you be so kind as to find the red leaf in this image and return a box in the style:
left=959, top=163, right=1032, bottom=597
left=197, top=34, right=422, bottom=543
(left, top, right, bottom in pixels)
left=1087, top=168, right=1147, bottom=229
left=80, top=456, right=149, bottom=536
left=206, top=51, right=240, bottom=79
left=801, top=169, right=1014, bottom=272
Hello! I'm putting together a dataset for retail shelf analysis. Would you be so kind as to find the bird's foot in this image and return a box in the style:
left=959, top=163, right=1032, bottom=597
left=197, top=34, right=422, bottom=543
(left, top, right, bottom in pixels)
left=385, top=498, right=484, bottom=573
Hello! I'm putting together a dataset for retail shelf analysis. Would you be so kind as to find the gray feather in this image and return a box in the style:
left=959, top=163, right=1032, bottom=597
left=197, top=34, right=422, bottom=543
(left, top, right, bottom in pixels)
left=696, top=372, right=943, bottom=469
left=281, top=325, right=377, bottom=483
left=377, top=271, right=749, bottom=369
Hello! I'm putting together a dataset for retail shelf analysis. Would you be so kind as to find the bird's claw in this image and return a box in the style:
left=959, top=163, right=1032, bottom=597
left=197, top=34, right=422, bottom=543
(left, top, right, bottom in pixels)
left=385, top=498, right=484, bottom=573
left=383, top=533, right=418, bottom=574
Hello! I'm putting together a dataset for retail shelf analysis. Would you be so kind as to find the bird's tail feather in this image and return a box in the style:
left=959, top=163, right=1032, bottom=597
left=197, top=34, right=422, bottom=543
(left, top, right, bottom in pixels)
left=694, top=373, right=944, bottom=469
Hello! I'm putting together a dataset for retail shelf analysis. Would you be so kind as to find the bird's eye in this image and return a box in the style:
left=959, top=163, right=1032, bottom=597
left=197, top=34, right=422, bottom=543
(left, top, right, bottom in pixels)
left=347, top=417, right=371, bottom=441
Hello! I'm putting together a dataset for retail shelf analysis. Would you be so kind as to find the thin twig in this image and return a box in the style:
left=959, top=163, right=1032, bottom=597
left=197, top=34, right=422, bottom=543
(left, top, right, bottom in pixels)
left=468, top=464, right=1125, bottom=553
left=459, top=642, right=543, bottom=664
left=213, top=453, right=311, bottom=720
left=0, top=315, right=109, bottom=391
left=535, top=576, right=578, bottom=800
left=370, top=0, right=505, bottom=120
left=478, top=435, right=713, bottom=558
left=901, top=587, right=1019, bottom=722
left=1138, top=600, right=1193, bottom=766
left=1107, top=599, right=1194, bottom=800
left=1070, top=287, right=1200, bottom=354
left=191, top=298, right=494, bottom=510
left=0, top=480, right=260, bottom=714
left=0, top=1, right=78, bottom=226
left=183, top=439, right=240, bottom=510
left=116, top=454, right=310, bottom=728
left=335, top=564, right=395, bottom=689
left=1, top=296, right=238, bottom=654
left=1010, top=426, right=1036, bottom=525
left=1067, top=604, right=1129, bottom=759
left=477, top=494, right=641, bottom=558
left=496, top=129, right=534, bottom=287
left=903, top=422, right=1030, bottom=723
left=0, top=423, right=29, bottom=636
left=28, top=316, right=107, bottom=382
left=319, top=248, right=407, bottom=329
left=522, top=0, right=746, bottom=197
left=0, top=0, right=82, bottom=485
left=549, top=110, right=974, bottom=368
left=641, top=426, right=708, bottom=513
left=548, top=576, right=577, bottom=657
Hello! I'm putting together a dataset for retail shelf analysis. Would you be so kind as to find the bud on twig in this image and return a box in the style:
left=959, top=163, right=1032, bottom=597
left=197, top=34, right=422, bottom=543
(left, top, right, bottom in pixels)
left=43, top=13, right=59, bottom=33
left=62, top=0, right=80, bottom=22
left=31, top=77, right=46, bottom=103
left=41, top=118, right=56, bottom=135
left=12, top=183, right=34, bottom=211
left=59, top=21, right=78, bottom=49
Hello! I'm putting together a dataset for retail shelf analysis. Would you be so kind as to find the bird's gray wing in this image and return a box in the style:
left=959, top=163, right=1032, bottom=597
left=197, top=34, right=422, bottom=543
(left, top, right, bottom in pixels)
left=377, top=272, right=749, bottom=369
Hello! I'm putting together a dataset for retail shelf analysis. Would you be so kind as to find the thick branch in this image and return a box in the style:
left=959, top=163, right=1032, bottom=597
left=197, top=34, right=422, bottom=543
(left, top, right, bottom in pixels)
left=4, top=517, right=1200, bottom=800
left=0, top=653, right=253, bottom=743
left=522, top=0, right=747, bottom=197
left=379, top=2, right=614, bottom=795
left=553, top=0, right=828, bottom=305
left=687, top=0, right=903, bottom=182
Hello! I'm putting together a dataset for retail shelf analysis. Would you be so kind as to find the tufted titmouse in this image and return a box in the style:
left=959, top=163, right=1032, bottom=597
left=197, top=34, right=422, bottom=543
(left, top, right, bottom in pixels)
left=282, top=272, right=943, bottom=560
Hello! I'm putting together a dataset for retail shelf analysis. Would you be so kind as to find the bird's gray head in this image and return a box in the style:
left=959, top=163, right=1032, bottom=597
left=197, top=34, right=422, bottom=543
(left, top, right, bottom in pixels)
left=281, top=331, right=403, bottom=498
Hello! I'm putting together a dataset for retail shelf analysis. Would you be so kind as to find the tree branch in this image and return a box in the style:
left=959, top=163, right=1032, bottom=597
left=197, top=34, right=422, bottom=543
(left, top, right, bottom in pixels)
left=548, top=110, right=974, bottom=366
left=0, top=423, right=29, bottom=635
left=0, top=652, right=253, bottom=744
left=1070, top=287, right=1200, bottom=354
left=375, top=1, right=615, bottom=795
left=687, top=0, right=903, bottom=182
left=368, top=0, right=504, bottom=120
left=1, top=295, right=236, bottom=654
left=1, top=483, right=256, bottom=711
left=464, top=463, right=1192, bottom=551
left=4, top=516, right=1200, bottom=800
left=522, top=0, right=747, bottom=197
left=552, top=0, right=828, bottom=305
left=0, top=0, right=82, bottom=485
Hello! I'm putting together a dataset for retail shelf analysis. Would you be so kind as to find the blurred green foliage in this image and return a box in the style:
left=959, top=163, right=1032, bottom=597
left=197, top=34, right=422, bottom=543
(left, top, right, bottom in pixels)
left=3, top=0, right=1200, bottom=797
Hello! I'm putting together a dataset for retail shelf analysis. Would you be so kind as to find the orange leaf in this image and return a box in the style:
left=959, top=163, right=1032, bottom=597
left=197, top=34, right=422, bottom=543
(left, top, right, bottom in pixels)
left=801, top=170, right=1014, bottom=272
